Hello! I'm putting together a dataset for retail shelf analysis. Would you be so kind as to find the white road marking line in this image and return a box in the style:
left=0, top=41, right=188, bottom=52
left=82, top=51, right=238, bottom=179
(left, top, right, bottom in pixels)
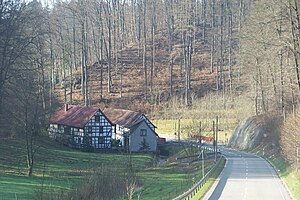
left=243, top=183, right=248, bottom=200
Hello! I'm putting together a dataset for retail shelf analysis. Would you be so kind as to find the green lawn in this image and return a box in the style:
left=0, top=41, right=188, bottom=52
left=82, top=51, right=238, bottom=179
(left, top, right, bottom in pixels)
left=0, top=137, right=153, bottom=199
left=0, top=137, right=216, bottom=200
left=134, top=144, right=216, bottom=200
left=138, top=160, right=216, bottom=200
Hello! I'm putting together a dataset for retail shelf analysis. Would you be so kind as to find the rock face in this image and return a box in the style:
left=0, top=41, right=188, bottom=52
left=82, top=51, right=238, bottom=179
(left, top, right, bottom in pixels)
left=229, top=115, right=281, bottom=150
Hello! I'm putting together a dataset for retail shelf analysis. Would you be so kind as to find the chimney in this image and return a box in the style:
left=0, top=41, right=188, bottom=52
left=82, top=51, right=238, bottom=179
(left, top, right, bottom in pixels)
left=65, top=104, right=69, bottom=112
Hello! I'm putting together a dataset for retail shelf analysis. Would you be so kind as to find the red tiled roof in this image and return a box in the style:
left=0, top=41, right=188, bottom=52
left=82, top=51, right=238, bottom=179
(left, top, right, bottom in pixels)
left=102, top=108, right=142, bottom=128
left=49, top=105, right=100, bottom=128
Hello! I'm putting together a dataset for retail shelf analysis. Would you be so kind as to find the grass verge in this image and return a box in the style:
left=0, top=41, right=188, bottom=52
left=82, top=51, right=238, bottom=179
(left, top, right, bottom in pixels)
left=250, top=148, right=300, bottom=200
left=268, top=156, right=300, bottom=200
left=191, top=157, right=226, bottom=200
left=138, top=160, right=216, bottom=200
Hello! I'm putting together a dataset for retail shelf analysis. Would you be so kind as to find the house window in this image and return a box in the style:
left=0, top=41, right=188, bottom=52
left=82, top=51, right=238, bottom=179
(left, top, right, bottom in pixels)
left=64, top=126, right=71, bottom=134
left=140, top=129, right=147, bottom=136
left=58, top=124, right=63, bottom=130
left=74, top=137, right=79, bottom=144
left=92, top=137, right=98, bottom=145
left=95, top=115, right=100, bottom=122
left=73, top=137, right=83, bottom=145
left=99, top=137, right=105, bottom=144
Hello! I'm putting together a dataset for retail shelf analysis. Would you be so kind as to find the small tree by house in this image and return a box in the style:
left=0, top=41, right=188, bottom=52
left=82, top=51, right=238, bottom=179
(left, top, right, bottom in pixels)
left=139, top=138, right=150, bottom=151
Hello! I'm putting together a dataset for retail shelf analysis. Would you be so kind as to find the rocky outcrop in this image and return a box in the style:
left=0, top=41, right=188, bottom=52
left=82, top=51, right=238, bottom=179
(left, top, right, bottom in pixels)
left=229, top=114, right=281, bottom=150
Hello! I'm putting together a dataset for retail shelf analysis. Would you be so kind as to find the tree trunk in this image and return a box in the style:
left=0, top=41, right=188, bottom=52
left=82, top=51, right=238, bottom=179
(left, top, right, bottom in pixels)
left=256, top=58, right=266, bottom=113
left=289, top=0, right=300, bottom=90
left=131, top=0, right=135, bottom=43
left=100, top=32, right=104, bottom=101
left=279, top=50, right=285, bottom=120
left=202, top=0, right=207, bottom=42
left=25, top=105, right=34, bottom=177
left=220, top=2, right=224, bottom=92
left=143, top=0, right=147, bottom=99
left=49, top=36, right=54, bottom=108
left=120, top=65, right=123, bottom=98
left=187, top=34, right=192, bottom=90
left=69, top=59, right=73, bottom=105
left=63, top=49, right=67, bottom=103
left=239, top=0, right=244, bottom=32
left=137, top=2, right=141, bottom=57
left=104, top=3, right=113, bottom=94
left=210, top=34, right=215, bottom=73
left=150, top=0, right=156, bottom=93
left=166, top=1, right=174, bottom=97
left=228, top=11, right=233, bottom=97
left=84, top=4, right=88, bottom=106
left=81, top=19, right=85, bottom=97
left=210, top=0, right=215, bottom=74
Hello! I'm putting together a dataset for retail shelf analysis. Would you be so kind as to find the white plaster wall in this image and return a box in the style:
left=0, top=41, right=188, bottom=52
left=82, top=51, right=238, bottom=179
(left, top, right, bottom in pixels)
left=129, top=121, right=157, bottom=152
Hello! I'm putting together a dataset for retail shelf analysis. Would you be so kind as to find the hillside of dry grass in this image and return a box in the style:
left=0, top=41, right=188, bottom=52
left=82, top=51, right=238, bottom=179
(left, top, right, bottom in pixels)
left=53, top=28, right=218, bottom=115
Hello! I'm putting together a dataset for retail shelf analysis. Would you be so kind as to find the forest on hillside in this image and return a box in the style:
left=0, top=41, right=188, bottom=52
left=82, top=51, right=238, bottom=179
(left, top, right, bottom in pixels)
left=0, top=0, right=300, bottom=169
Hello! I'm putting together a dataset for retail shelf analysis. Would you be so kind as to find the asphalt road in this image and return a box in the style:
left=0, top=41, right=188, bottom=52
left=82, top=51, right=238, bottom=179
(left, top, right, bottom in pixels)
left=202, top=148, right=293, bottom=200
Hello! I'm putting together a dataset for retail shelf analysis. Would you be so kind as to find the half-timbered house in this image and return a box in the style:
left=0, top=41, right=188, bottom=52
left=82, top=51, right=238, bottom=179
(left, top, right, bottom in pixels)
left=103, top=108, right=158, bottom=152
left=49, top=104, right=114, bottom=150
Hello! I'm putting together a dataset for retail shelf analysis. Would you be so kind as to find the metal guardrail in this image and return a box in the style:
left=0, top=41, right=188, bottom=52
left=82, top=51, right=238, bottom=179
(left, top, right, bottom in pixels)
left=172, top=155, right=225, bottom=200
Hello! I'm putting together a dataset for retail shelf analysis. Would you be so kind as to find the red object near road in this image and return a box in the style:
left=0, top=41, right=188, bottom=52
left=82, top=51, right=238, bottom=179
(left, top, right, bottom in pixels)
left=157, top=137, right=166, bottom=144
left=194, top=135, right=214, bottom=143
